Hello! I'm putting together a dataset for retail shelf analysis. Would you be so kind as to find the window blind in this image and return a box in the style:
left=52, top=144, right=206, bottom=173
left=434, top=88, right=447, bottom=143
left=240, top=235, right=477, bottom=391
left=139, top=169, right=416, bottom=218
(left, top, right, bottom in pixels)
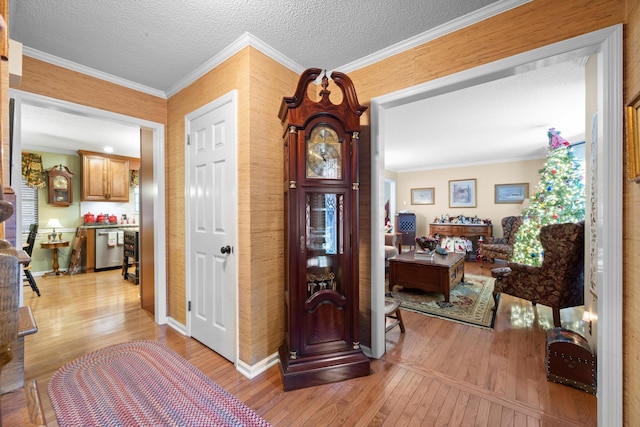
left=21, top=180, right=38, bottom=233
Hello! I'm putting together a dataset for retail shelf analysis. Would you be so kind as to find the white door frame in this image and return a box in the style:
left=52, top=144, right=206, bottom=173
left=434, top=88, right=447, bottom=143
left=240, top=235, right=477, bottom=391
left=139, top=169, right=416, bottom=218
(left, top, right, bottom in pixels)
left=9, top=89, right=168, bottom=324
left=370, top=25, right=622, bottom=426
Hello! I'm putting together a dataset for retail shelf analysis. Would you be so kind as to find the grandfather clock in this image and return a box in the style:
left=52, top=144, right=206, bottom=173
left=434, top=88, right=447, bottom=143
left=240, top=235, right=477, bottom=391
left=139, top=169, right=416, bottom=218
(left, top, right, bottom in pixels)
left=278, top=68, right=370, bottom=391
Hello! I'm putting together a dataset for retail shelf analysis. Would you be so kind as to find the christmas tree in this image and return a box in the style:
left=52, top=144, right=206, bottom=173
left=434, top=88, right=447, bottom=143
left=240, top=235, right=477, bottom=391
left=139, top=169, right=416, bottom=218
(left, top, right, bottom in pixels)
left=511, top=128, right=585, bottom=266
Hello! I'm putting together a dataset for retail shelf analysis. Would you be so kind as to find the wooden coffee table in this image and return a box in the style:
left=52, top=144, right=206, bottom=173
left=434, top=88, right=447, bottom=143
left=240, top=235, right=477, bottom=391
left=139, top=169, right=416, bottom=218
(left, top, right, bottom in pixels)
left=388, top=250, right=465, bottom=302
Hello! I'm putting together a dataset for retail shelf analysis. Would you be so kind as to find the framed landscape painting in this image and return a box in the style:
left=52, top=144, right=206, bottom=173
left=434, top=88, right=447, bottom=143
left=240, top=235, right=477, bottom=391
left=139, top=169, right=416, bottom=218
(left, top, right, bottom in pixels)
left=494, top=183, right=529, bottom=204
left=449, top=179, right=476, bottom=208
left=411, top=187, right=434, bottom=205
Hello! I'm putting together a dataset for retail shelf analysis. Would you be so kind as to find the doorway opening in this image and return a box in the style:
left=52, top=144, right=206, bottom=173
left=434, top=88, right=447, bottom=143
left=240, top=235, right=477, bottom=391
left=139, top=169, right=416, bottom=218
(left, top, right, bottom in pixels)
left=9, top=89, right=168, bottom=324
left=370, top=25, right=622, bottom=425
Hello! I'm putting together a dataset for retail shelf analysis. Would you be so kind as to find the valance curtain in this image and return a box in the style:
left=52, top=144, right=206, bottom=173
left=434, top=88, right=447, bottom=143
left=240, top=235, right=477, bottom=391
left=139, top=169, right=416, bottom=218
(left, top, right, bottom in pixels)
left=130, top=170, right=139, bottom=187
left=21, top=152, right=47, bottom=189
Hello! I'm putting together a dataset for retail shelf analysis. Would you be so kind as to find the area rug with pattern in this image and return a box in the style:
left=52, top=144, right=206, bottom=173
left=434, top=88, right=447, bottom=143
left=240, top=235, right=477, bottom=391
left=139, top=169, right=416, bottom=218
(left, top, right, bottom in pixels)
left=386, top=273, right=497, bottom=329
left=48, top=340, right=271, bottom=427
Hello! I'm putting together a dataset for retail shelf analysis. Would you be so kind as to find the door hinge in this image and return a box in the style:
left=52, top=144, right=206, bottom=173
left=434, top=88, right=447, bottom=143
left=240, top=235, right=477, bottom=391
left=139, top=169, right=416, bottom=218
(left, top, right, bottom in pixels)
left=188, top=301, right=191, bottom=312
left=187, top=134, right=191, bottom=146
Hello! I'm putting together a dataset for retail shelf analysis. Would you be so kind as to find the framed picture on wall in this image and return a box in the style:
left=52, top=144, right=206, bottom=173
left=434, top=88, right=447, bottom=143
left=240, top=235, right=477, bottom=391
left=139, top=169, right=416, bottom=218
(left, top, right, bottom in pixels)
left=494, top=183, right=529, bottom=204
left=449, top=179, right=476, bottom=208
left=410, top=187, right=434, bottom=205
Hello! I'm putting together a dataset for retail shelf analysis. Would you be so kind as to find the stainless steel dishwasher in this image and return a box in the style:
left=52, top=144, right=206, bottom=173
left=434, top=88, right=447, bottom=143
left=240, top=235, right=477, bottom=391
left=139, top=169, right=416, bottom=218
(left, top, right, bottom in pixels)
left=95, top=228, right=125, bottom=271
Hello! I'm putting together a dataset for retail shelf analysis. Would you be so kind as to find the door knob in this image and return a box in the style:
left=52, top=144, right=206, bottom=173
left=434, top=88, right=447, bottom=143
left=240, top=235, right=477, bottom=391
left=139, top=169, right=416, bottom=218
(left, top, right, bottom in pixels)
left=220, top=245, right=232, bottom=254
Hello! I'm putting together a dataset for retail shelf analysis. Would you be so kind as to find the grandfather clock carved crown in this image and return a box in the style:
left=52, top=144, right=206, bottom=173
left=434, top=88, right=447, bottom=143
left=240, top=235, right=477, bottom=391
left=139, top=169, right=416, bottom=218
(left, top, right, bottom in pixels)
left=278, top=68, right=370, bottom=391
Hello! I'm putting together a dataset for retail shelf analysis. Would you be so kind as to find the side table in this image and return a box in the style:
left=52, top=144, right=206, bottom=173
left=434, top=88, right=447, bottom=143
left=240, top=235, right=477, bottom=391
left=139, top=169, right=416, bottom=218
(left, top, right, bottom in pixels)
left=40, top=240, right=70, bottom=276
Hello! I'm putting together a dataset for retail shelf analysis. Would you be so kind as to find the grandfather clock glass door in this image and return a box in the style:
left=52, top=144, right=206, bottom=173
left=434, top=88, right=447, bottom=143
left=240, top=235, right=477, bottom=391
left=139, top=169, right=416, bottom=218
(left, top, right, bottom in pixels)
left=302, top=191, right=350, bottom=353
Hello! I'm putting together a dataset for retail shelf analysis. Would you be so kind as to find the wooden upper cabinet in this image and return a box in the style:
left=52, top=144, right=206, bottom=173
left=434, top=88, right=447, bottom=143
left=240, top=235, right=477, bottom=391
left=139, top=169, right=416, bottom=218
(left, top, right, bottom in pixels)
left=78, top=151, right=131, bottom=202
left=106, top=157, right=129, bottom=201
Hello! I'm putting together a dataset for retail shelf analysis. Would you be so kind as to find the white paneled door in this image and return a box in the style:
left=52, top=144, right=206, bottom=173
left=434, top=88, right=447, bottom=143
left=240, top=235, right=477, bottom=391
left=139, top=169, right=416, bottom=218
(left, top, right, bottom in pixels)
left=186, top=91, right=237, bottom=362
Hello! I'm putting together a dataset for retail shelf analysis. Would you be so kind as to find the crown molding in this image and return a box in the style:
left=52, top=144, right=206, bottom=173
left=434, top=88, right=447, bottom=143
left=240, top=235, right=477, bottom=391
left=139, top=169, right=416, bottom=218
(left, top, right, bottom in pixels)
left=165, top=32, right=305, bottom=97
left=337, top=0, right=532, bottom=74
left=20, top=0, right=530, bottom=99
left=393, top=153, right=546, bottom=174
left=22, top=46, right=167, bottom=98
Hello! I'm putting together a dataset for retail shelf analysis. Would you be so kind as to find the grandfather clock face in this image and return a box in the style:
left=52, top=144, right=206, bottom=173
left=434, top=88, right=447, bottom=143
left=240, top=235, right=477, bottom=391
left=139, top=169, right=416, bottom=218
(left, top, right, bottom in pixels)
left=306, top=124, right=342, bottom=179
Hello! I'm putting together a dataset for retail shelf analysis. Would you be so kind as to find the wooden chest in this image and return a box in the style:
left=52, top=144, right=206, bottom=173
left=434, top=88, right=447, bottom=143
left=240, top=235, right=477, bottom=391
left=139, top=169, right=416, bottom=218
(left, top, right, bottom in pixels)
left=545, top=328, right=596, bottom=394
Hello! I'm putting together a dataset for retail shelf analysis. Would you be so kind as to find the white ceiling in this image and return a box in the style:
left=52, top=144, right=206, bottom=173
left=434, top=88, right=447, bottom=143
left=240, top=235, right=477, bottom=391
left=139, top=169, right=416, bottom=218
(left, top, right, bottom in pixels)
left=384, top=60, right=586, bottom=171
left=20, top=105, right=143, bottom=158
left=9, top=0, right=586, bottom=169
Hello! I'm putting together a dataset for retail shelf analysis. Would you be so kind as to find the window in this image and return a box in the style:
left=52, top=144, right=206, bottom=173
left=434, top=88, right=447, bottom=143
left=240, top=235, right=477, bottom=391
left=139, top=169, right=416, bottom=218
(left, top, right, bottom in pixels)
left=21, top=180, right=38, bottom=233
left=134, top=187, right=139, bottom=212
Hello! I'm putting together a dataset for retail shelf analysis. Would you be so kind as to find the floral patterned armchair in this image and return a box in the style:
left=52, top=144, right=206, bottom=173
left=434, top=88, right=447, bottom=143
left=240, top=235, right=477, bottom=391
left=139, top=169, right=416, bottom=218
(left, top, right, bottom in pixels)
left=491, top=221, right=585, bottom=327
left=479, top=216, right=523, bottom=267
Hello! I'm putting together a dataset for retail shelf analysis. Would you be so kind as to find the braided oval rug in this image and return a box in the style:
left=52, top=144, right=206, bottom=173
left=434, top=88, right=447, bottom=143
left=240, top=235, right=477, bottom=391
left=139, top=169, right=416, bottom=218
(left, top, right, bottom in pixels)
left=48, top=340, right=271, bottom=427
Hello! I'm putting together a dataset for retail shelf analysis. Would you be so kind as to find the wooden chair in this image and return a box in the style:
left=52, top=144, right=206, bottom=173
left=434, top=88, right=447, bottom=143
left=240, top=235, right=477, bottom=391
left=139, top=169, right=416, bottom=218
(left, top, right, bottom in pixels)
left=22, top=224, right=40, bottom=297
left=385, top=300, right=405, bottom=333
left=491, top=221, right=585, bottom=327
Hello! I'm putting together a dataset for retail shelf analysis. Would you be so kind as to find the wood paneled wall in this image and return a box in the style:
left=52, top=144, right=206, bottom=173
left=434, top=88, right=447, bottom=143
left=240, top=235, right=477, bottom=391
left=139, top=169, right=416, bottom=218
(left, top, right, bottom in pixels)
left=15, top=57, right=166, bottom=124
left=165, top=50, right=251, bottom=333
left=166, top=47, right=297, bottom=365
left=0, top=0, right=7, bottom=196
left=348, top=0, right=624, bottom=103
left=1, top=58, right=7, bottom=194
left=624, top=0, right=640, bottom=424
left=243, top=50, right=298, bottom=363
left=358, top=125, right=372, bottom=348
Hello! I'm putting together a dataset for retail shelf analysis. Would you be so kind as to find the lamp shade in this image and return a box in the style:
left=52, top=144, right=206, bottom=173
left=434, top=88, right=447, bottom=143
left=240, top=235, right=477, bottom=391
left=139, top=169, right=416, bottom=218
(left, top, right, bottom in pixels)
left=45, top=218, right=63, bottom=230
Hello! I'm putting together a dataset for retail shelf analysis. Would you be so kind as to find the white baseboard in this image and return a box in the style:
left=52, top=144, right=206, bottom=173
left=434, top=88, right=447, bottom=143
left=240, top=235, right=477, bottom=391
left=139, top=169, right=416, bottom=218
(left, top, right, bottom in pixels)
left=166, top=317, right=187, bottom=335
left=237, top=352, right=279, bottom=379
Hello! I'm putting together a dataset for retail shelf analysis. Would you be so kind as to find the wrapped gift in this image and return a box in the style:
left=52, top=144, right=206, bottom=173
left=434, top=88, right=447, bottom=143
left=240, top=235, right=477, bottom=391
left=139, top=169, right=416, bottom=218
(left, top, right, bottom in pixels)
left=545, top=328, right=596, bottom=394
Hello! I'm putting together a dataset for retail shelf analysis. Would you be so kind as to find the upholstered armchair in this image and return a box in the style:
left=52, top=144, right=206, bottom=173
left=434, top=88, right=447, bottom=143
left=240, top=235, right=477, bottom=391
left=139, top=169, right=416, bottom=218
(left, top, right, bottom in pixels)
left=479, top=216, right=523, bottom=267
left=492, top=221, right=585, bottom=327
left=384, top=233, right=398, bottom=269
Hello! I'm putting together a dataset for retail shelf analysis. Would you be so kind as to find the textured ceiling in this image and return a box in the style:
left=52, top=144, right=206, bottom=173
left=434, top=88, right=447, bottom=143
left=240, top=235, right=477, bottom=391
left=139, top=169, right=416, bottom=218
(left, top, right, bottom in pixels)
left=9, top=0, right=498, bottom=92
left=9, top=0, right=585, bottom=171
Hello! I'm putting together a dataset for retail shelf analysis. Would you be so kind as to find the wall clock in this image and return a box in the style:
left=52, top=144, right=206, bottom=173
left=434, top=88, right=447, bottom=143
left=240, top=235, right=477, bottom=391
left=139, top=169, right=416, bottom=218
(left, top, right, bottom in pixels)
left=47, top=164, right=74, bottom=206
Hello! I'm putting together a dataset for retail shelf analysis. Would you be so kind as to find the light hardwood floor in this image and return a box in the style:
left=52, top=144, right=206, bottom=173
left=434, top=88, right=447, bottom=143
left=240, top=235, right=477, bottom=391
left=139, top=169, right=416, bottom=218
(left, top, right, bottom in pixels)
left=15, top=262, right=596, bottom=426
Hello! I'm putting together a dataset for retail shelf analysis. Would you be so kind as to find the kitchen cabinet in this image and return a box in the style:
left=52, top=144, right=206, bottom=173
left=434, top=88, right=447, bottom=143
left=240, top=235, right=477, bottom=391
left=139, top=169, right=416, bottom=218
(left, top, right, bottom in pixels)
left=78, top=151, right=131, bottom=202
left=82, top=228, right=96, bottom=272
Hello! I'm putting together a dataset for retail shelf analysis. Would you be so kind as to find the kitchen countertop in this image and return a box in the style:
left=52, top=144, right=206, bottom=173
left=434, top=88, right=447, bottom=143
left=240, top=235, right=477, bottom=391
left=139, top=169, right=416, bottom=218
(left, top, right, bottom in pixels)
left=81, top=223, right=140, bottom=229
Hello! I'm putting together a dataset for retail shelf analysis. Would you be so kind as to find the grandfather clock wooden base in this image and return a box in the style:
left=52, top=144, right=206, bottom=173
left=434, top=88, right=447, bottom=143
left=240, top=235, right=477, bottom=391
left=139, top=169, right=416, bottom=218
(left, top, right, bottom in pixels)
left=278, top=344, right=370, bottom=391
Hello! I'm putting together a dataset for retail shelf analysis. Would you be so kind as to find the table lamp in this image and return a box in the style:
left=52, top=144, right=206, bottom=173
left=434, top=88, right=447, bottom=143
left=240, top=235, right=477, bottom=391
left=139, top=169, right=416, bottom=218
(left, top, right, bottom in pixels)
left=46, top=218, right=63, bottom=241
